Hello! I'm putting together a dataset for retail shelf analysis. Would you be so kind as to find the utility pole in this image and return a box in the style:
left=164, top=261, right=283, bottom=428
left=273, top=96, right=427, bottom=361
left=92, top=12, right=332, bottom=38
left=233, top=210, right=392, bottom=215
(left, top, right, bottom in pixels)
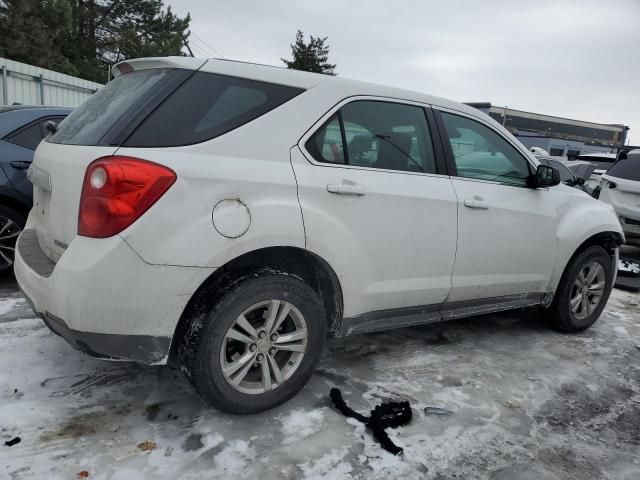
left=502, top=105, right=508, bottom=127
left=182, top=34, right=194, bottom=57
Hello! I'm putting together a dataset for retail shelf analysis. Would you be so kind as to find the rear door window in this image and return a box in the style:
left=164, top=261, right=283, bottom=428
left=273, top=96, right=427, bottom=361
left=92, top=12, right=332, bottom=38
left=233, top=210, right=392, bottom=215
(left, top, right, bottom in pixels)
left=6, top=123, right=43, bottom=150
left=48, top=68, right=170, bottom=146
left=124, top=72, right=304, bottom=147
left=305, top=100, right=437, bottom=174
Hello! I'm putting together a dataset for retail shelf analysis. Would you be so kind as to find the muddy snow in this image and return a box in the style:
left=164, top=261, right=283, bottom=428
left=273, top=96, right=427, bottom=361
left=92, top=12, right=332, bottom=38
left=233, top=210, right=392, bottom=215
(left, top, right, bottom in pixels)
left=1, top=282, right=639, bottom=479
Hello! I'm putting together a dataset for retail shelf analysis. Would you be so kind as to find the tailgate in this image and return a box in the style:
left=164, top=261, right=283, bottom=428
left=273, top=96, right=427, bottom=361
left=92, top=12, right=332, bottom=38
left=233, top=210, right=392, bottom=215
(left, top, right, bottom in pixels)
left=30, top=142, right=117, bottom=262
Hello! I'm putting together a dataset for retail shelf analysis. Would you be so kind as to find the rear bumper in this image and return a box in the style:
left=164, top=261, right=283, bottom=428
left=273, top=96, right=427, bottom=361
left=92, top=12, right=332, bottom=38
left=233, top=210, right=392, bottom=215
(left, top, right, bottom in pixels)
left=15, top=228, right=215, bottom=364
left=33, top=304, right=172, bottom=363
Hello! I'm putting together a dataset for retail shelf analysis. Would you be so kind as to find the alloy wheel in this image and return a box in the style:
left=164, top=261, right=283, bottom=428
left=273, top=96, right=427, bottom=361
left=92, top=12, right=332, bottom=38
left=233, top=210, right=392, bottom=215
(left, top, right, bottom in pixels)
left=0, top=215, right=21, bottom=269
left=569, top=261, right=605, bottom=321
left=220, top=299, right=308, bottom=395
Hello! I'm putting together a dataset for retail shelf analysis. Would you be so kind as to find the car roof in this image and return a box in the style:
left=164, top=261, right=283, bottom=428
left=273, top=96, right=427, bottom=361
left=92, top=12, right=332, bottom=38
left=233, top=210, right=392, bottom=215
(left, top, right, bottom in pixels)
left=112, top=57, right=538, bottom=164
left=118, top=56, right=487, bottom=121
left=0, top=105, right=74, bottom=113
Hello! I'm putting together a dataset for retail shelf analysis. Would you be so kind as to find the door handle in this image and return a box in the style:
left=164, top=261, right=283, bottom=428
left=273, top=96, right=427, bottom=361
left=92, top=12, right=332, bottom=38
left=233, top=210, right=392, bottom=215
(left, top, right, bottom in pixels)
left=327, top=182, right=366, bottom=196
left=463, top=197, right=489, bottom=209
left=10, top=160, right=32, bottom=171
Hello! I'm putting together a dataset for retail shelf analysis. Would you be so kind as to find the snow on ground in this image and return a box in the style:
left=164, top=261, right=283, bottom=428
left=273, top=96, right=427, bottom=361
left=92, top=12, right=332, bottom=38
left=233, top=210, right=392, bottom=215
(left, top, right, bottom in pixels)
left=1, top=283, right=639, bottom=479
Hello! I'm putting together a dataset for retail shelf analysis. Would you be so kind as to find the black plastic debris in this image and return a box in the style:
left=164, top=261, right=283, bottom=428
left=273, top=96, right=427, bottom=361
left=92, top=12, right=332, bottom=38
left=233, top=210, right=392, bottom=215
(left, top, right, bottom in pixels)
left=330, top=388, right=411, bottom=455
left=4, top=437, right=21, bottom=447
left=424, top=406, right=454, bottom=416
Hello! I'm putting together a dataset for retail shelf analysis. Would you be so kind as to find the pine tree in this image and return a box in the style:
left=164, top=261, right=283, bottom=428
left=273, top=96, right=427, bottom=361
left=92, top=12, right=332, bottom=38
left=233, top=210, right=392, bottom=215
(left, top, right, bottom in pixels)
left=0, top=0, right=77, bottom=75
left=0, top=0, right=191, bottom=83
left=282, top=30, right=336, bottom=75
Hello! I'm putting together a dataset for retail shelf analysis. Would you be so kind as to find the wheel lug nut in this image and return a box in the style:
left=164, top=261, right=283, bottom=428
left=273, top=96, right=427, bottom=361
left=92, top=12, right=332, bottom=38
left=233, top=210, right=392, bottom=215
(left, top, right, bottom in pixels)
left=256, top=353, right=264, bottom=361
left=249, top=344, right=257, bottom=352
left=269, top=348, right=276, bottom=355
left=258, top=331, right=266, bottom=339
left=270, top=334, right=278, bottom=342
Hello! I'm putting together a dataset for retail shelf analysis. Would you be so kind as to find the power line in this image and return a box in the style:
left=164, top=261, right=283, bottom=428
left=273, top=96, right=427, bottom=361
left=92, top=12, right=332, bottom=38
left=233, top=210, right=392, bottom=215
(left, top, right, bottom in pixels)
left=187, top=44, right=210, bottom=58
left=190, top=31, right=225, bottom=58
left=188, top=37, right=216, bottom=57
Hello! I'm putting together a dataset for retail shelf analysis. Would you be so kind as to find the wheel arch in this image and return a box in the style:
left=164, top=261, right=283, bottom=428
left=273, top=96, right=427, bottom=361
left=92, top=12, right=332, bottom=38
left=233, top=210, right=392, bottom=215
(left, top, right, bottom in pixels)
left=170, top=246, right=344, bottom=359
left=548, top=229, right=622, bottom=302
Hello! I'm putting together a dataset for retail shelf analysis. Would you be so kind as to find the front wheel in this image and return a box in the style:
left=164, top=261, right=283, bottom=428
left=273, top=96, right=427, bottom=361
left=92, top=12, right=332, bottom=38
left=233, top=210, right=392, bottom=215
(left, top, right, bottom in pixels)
left=179, top=270, right=326, bottom=413
left=544, top=245, right=614, bottom=333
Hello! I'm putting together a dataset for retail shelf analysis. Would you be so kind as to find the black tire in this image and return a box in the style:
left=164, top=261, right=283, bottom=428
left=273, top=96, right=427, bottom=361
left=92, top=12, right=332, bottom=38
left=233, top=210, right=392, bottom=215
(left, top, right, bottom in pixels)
left=179, top=270, right=326, bottom=414
left=544, top=245, right=614, bottom=333
left=0, top=205, right=25, bottom=276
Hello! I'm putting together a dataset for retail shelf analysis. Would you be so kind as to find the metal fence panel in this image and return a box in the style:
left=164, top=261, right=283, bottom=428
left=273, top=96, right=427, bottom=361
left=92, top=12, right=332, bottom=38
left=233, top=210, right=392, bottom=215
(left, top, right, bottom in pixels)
left=0, top=57, right=103, bottom=107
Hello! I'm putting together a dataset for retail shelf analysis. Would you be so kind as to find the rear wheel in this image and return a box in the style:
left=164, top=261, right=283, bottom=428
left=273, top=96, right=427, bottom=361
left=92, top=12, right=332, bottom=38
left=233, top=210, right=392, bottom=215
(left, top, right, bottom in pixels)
left=179, top=270, right=326, bottom=413
left=544, top=246, right=614, bottom=332
left=0, top=205, right=25, bottom=275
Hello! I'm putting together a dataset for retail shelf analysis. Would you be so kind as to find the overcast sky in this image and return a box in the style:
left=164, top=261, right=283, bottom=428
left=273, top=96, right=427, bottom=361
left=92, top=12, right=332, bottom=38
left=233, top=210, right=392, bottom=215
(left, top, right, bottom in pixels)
left=169, top=0, right=640, bottom=144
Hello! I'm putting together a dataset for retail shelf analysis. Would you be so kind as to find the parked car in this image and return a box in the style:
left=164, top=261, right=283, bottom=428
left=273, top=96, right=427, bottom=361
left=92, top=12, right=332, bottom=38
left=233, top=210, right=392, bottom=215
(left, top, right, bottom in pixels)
left=536, top=156, right=595, bottom=192
left=597, top=149, right=640, bottom=247
left=0, top=106, right=71, bottom=273
left=576, top=152, right=618, bottom=175
left=529, top=146, right=549, bottom=156
left=536, top=157, right=599, bottom=195
left=15, top=57, right=624, bottom=413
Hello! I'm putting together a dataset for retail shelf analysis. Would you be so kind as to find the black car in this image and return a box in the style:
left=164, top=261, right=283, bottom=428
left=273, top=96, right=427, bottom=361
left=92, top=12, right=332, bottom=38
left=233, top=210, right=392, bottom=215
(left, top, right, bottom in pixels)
left=0, top=105, right=72, bottom=273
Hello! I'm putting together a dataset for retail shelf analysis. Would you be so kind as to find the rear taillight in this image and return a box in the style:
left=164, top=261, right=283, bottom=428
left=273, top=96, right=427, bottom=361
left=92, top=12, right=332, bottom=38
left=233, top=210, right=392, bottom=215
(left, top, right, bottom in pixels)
left=78, top=156, right=176, bottom=238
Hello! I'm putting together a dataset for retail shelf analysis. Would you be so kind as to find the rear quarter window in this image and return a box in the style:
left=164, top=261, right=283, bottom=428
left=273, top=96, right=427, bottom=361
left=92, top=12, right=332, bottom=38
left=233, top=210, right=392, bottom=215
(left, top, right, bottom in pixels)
left=123, top=72, right=304, bottom=147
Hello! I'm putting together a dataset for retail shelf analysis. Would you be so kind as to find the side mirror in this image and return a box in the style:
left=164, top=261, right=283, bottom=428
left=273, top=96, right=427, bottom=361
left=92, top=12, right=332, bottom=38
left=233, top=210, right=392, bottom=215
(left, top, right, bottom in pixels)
left=43, top=120, right=58, bottom=135
left=531, top=164, right=560, bottom=188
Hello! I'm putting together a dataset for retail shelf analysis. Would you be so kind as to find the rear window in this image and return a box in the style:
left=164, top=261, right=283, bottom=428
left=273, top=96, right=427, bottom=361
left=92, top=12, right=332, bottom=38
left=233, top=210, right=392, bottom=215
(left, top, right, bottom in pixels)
left=606, top=153, right=640, bottom=181
left=48, top=69, right=169, bottom=145
left=123, top=72, right=304, bottom=147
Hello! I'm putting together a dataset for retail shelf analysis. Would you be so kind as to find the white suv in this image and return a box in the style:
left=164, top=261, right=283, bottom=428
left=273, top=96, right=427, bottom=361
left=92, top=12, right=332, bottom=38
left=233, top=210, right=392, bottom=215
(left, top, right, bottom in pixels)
left=597, top=149, right=640, bottom=247
left=15, top=57, right=623, bottom=413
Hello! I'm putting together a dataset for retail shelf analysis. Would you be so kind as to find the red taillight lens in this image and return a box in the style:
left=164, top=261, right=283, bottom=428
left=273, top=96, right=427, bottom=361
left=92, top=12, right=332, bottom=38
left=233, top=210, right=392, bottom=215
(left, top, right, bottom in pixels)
left=78, top=156, right=176, bottom=238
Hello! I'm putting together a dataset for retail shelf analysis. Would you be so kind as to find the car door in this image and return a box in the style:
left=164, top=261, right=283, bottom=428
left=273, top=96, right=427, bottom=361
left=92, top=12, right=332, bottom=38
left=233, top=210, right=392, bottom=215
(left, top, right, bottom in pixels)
left=1, top=116, right=66, bottom=200
left=435, top=108, right=558, bottom=303
left=291, top=98, right=458, bottom=321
